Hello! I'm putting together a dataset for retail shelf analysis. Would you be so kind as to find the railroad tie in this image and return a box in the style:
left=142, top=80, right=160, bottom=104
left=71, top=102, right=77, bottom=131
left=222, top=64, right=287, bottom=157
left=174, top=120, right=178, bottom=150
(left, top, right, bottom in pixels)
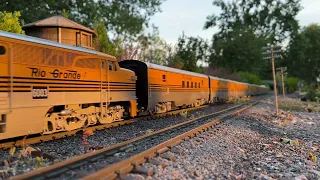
left=160, top=153, right=175, bottom=161
left=170, top=147, right=184, bottom=155
left=132, top=166, right=154, bottom=176
left=149, top=159, right=167, bottom=168
left=117, top=174, right=137, bottom=180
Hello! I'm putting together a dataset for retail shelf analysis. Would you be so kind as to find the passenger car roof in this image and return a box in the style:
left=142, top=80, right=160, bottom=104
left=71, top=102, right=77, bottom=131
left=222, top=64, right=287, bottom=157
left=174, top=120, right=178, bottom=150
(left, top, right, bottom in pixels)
left=145, top=62, right=208, bottom=78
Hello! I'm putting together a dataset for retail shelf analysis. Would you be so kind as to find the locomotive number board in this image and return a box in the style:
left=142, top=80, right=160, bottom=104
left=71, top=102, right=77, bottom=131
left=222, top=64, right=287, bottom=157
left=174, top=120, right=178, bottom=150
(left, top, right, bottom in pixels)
left=32, top=86, right=48, bottom=99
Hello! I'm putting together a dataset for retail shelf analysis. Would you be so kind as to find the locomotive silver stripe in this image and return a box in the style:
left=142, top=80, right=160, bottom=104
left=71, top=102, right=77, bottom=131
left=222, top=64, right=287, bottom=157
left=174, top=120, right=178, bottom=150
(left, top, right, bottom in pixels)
left=0, top=30, right=109, bottom=57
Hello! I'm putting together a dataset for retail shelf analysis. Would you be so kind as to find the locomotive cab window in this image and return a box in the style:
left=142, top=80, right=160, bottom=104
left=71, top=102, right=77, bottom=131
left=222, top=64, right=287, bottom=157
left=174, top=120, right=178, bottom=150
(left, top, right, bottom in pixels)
left=0, top=46, right=6, bottom=55
left=108, top=61, right=115, bottom=71
left=101, top=61, right=105, bottom=69
left=162, top=75, right=166, bottom=82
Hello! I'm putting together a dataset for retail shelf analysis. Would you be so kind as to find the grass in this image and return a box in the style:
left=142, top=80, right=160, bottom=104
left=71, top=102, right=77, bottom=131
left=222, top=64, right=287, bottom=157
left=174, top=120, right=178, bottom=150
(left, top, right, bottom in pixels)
left=278, top=98, right=320, bottom=112
left=234, top=96, right=250, bottom=104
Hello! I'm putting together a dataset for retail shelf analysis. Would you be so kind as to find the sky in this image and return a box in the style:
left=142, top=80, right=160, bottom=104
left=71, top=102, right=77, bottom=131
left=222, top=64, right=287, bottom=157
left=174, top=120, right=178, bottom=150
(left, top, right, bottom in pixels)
left=149, top=0, right=320, bottom=44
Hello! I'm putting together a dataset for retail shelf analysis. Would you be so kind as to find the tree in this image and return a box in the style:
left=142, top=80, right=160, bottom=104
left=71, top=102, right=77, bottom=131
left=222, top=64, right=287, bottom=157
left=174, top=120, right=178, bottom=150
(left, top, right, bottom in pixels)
left=93, top=20, right=123, bottom=60
left=135, top=26, right=168, bottom=65
left=169, top=33, right=210, bottom=73
left=205, top=0, right=302, bottom=44
left=0, top=0, right=165, bottom=39
left=209, top=28, right=266, bottom=74
left=286, top=23, right=320, bottom=84
left=167, top=55, right=184, bottom=69
left=61, top=9, right=69, bottom=19
left=204, top=0, right=302, bottom=78
left=0, top=11, right=25, bottom=34
left=119, top=25, right=172, bottom=65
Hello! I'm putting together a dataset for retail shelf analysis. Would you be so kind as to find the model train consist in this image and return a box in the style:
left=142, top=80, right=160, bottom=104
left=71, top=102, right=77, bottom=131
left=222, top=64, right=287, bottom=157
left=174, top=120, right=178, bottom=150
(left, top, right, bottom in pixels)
left=0, top=31, right=268, bottom=141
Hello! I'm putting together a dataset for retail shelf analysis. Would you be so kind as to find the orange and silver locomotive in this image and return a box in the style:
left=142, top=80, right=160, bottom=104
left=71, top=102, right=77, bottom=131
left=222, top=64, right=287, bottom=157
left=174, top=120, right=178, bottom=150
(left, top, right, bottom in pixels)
left=0, top=31, right=137, bottom=140
left=0, top=30, right=268, bottom=141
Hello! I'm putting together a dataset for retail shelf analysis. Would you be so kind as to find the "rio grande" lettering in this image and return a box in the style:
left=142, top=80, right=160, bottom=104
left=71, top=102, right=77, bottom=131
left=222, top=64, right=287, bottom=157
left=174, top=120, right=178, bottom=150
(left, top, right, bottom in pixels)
left=29, top=67, right=81, bottom=79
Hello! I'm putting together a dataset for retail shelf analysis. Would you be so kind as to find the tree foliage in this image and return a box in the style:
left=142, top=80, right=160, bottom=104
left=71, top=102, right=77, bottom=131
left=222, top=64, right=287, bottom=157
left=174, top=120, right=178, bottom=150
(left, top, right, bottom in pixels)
left=61, top=9, right=69, bottom=19
left=135, top=26, right=168, bottom=65
left=205, top=0, right=302, bottom=44
left=285, top=76, right=299, bottom=93
left=119, top=26, right=173, bottom=64
left=237, top=71, right=269, bottom=88
left=210, top=28, right=266, bottom=74
left=204, top=0, right=302, bottom=79
left=0, top=0, right=165, bottom=39
left=286, top=24, right=320, bottom=83
left=93, top=20, right=123, bottom=60
left=168, top=33, right=209, bottom=73
left=0, top=11, right=25, bottom=34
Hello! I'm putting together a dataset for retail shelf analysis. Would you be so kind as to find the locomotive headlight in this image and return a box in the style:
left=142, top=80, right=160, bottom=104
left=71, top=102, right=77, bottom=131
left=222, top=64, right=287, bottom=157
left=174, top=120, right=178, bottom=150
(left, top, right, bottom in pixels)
left=59, top=109, right=74, bottom=116
left=131, top=76, right=137, bottom=81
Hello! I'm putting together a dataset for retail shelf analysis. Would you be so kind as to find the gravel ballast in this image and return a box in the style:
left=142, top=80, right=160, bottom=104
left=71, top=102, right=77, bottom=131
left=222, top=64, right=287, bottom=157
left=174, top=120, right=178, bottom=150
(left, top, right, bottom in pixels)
left=0, top=102, right=237, bottom=179
left=131, top=97, right=320, bottom=180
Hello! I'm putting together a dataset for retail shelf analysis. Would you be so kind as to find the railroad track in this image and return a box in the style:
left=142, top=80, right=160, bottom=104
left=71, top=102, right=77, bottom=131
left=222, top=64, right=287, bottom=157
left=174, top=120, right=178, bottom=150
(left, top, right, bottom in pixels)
left=0, top=104, right=210, bottom=150
left=10, top=96, right=265, bottom=180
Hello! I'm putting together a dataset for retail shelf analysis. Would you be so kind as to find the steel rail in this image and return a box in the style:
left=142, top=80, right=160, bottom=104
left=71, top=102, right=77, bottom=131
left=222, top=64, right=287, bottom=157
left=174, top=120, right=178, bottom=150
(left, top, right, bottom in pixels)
left=82, top=100, right=261, bottom=180
left=10, top=100, right=257, bottom=180
left=0, top=104, right=209, bottom=150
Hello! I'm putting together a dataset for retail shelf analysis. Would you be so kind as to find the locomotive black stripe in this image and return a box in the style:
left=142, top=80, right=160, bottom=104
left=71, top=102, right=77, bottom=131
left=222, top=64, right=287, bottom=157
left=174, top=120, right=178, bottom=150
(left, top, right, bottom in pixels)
left=0, top=89, right=135, bottom=92
left=0, top=76, right=135, bottom=85
left=49, top=89, right=135, bottom=92
left=0, top=85, right=135, bottom=89
left=0, top=85, right=32, bottom=88
left=0, top=90, right=31, bottom=92
left=0, top=81, right=135, bottom=87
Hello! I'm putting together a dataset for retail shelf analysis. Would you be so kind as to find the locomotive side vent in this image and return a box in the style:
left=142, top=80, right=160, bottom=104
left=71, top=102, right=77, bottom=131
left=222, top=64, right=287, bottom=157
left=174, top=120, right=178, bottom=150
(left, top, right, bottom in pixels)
left=0, top=114, right=6, bottom=133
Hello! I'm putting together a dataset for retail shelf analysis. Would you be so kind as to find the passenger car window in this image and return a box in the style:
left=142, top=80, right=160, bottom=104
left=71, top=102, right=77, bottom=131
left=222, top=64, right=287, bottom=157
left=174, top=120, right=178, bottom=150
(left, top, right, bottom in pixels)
left=191, top=82, right=193, bottom=88
left=187, top=82, right=189, bottom=88
left=162, top=75, right=166, bottom=82
left=182, top=81, right=185, bottom=88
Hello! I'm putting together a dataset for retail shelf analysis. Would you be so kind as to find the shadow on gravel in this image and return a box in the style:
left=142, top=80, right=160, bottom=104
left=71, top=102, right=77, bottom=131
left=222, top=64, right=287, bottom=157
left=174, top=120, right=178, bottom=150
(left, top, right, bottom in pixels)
left=232, top=111, right=320, bottom=144
left=231, top=116, right=285, bottom=139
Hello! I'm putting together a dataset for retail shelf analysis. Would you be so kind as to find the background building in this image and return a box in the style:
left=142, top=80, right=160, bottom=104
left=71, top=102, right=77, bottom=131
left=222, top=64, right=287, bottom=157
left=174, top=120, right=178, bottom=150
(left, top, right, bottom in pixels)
left=22, top=15, right=96, bottom=49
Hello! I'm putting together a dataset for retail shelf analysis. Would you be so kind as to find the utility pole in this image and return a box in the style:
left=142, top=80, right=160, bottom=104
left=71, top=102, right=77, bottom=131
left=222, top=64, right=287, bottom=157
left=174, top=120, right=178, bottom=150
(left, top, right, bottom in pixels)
left=263, top=46, right=282, bottom=116
left=277, top=67, right=287, bottom=98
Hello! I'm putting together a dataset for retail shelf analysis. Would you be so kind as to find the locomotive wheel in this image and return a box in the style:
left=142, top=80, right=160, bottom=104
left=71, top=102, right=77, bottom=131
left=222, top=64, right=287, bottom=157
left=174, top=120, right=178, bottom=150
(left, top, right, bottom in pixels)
left=87, top=113, right=98, bottom=125
left=149, top=109, right=155, bottom=115
left=99, top=114, right=114, bottom=124
left=64, top=116, right=86, bottom=131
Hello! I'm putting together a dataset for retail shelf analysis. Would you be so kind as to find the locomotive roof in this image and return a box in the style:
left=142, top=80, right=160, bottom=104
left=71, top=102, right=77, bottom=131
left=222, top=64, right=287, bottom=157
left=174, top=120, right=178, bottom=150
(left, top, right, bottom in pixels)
left=145, top=62, right=209, bottom=78
left=0, top=30, right=114, bottom=59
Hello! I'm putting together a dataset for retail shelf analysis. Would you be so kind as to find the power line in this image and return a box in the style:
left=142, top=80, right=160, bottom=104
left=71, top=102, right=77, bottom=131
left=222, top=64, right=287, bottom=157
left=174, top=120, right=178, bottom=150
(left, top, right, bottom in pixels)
left=277, top=67, right=287, bottom=98
left=262, top=45, right=282, bottom=116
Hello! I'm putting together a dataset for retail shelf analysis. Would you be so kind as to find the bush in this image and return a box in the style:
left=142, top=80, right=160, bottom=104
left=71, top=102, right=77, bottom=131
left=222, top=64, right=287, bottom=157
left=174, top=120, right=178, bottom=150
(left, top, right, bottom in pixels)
left=237, top=71, right=269, bottom=89
left=285, top=77, right=299, bottom=93
left=306, top=90, right=319, bottom=102
left=301, top=86, right=310, bottom=92
left=238, top=71, right=261, bottom=85
left=259, top=80, right=270, bottom=89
